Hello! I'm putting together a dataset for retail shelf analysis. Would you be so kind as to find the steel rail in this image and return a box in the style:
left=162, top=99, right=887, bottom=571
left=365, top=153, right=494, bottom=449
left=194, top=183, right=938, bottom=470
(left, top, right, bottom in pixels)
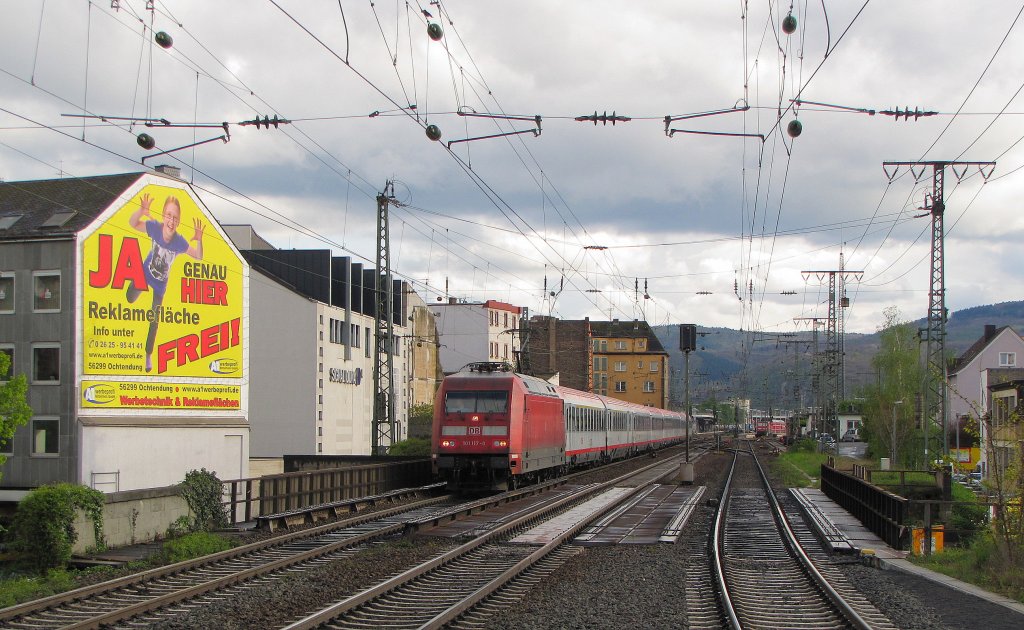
left=283, top=453, right=685, bottom=629
left=0, top=490, right=452, bottom=628
left=749, top=443, right=873, bottom=630
left=710, top=447, right=743, bottom=629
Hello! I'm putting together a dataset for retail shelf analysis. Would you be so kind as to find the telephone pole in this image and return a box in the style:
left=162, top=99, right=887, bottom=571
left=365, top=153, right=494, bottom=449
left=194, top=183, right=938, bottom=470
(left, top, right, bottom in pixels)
left=373, top=182, right=397, bottom=455
left=882, top=160, right=995, bottom=457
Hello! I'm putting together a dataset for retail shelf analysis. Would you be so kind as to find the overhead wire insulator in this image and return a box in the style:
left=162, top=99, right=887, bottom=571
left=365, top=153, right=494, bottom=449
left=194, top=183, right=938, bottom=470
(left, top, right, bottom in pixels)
left=427, top=22, right=443, bottom=41
left=787, top=119, right=803, bottom=138
left=881, top=106, right=938, bottom=121
left=574, top=111, right=632, bottom=126
left=239, top=115, right=291, bottom=129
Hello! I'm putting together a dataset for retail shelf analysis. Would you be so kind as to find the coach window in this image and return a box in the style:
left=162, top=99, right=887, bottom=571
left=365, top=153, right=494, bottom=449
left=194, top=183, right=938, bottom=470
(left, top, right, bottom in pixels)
left=32, top=344, right=60, bottom=383
left=0, top=272, right=13, bottom=313
left=33, top=271, right=60, bottom=312
left=31, top=417, right=59, bottom=456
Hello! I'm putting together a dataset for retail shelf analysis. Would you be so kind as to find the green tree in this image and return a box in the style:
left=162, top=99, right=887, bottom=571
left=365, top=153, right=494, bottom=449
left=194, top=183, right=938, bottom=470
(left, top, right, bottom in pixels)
left=861, top=307, right=922, bottom=467
left=0, top=351, right=32, bottom=480
left=407, top=403, right=434, bottom=439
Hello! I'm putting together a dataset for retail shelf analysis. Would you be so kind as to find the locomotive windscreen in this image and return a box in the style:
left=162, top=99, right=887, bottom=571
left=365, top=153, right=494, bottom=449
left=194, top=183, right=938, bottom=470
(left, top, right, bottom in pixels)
left=444, top=391, right=509, bottom=413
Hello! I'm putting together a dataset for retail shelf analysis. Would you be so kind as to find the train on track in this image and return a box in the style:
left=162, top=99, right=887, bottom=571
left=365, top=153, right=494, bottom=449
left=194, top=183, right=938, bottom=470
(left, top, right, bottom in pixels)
left=431, top=362, right=692, bottom=492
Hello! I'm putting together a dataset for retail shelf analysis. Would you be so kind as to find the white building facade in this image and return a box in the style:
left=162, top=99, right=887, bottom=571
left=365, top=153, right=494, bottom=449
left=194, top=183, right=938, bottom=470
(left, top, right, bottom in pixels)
left=432, top=299, right=523, bottom=374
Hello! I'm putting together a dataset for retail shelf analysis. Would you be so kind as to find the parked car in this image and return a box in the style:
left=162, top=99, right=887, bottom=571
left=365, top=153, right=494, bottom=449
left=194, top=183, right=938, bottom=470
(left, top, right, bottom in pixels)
left=818, top=433, right=836, bottom=449
left=841, top=429, right=859, bottom=442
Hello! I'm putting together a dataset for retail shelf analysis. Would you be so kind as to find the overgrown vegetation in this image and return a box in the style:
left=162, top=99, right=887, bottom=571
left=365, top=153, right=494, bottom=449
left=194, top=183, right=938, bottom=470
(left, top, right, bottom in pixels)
left=0, top=351, right=32, bottom=480
left=9, top=484, right=105, bottom=573
left=0, top=569, right=75, bottom=608
left=154, top=531, right=234, bottom=564
left=912, top=533, right=1024, bottom=603
left=388, top=437, right=431, bottom=456
left=179, top=468, right=228, bottom=532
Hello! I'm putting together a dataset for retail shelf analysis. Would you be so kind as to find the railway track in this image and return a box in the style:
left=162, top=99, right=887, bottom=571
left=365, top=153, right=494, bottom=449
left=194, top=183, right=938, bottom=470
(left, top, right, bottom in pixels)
left=709, top=442, right=892, bottom=630
left=283, top=452, right=691, bottom=629
left=0, top=490, right=456, bottom=630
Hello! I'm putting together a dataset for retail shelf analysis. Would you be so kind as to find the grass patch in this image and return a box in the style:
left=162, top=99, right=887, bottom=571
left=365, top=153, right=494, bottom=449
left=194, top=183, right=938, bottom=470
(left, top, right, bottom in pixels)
left=869, top=471, right=937, bottom=486
left=0, top=569, right=76, bottom=608
left=911, top=534, right=1024, bottom=604
left=154, top=531, right=234, bottom=564
left=773, top=450, right=830, bottom=488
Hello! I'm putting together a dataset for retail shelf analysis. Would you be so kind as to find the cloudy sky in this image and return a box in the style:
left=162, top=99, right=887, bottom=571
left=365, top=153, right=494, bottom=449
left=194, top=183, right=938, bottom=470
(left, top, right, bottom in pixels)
left=2, top=1, right=1023, bottom=335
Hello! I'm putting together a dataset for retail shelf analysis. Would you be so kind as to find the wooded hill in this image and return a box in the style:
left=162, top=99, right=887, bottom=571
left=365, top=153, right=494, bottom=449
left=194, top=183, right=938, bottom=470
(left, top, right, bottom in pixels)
left=655, top=300, right=1024, bottom=410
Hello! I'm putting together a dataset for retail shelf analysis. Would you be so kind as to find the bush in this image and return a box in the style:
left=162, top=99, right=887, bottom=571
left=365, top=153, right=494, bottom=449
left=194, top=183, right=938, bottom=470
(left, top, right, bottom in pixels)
left=388, top=437, right=431, bottom=456
left=179, top=469, right=228, bottom=532
left=10, top=484, right=105, bottom=573
left=949, top=483, right=990, bottom=545
left=154, top=531, right=233, bottom=565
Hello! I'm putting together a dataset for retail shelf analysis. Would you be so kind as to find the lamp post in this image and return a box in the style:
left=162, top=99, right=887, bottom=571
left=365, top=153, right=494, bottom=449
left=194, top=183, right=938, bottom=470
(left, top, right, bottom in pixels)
left=891, top=400, right=904, bottom=466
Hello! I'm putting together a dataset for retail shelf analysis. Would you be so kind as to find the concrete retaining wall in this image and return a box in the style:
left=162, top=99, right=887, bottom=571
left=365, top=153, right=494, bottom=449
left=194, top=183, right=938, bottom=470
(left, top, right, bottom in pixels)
left=73, top=485, right=189, bottom=554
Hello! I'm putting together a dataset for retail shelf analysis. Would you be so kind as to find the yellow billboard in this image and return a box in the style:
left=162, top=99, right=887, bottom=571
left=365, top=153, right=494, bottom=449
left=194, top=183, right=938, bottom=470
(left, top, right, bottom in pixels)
left=81, top=380, right=241, bottom=410
left=81, top=183, right=243, bottom=380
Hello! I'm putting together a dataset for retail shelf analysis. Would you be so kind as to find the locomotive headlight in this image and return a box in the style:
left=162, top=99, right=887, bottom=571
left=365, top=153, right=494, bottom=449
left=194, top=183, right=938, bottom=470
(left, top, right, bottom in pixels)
left=441, top=440, right=454, bottom=447
left=493, top=440, right=508, bottom=447
left=471, top=415, right=480, bottom=422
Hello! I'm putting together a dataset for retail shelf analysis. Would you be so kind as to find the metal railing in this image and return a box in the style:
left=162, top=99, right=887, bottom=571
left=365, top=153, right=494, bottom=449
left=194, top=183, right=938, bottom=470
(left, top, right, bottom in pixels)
left=220, top=458, right=432, bottom=525
left=821, top=463, right=908, bottom=549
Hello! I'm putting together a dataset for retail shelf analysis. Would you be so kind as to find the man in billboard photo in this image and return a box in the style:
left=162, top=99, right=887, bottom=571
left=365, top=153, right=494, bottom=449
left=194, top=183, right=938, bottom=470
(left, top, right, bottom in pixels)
left=126, top=192, right=205, bottom=372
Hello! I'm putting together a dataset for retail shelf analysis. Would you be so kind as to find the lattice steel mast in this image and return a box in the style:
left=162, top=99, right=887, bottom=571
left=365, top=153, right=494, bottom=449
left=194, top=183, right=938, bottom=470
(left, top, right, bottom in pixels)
left=373, top=182, right=397, bottom=455
left=882, top=160, right=994, bottom=457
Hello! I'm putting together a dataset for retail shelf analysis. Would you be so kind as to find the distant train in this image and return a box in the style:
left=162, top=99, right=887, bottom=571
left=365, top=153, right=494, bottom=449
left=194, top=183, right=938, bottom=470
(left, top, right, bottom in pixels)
left=431, top=362, right=691, bottom=492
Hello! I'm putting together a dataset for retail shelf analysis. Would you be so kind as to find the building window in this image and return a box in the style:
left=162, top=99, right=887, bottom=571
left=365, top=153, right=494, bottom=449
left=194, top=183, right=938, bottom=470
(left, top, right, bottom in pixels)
left=318, top=426, right=323, bottom=436
left=503, top=344, right=508, bottom=359
left=615, top=340, right=627, bottom=350
left=318, top=378, right=323, bottom=389
left=637, top=361, right=643, bottom=369
left=32, top=344, right=59, bottom=383
left=319, top=362, right=323, bottom=373
left=0, top=272, right=13, bottom=313
left=319, top=314, right=323, bottom=324
left=599, top=373, right=608, bottom=393
left=365, top=329, right=372, bottom=358
left=318, top=395, right=323, bottom=404
left=504, top=313, right=509, bottom=327
left=317, top=442, right=323, bottom=453
left=650, top=362, right=659, bottom=372
left=614, top=361, right=626, bottom=372
left=644, top=381, right=655, bottom=392
left=0, top=345, right=13, bottom=381
left=32, top=417, right=59, bottom=455
left=999, top=352, right=1017, bottom=367
left=636, top=339, right=646, bottom=350
left=993, top=395, right=1017, bottom=430
left=318, top=410, right=322, bottom=421
left=33, top=272, right=60, bottom=312
left=615, top=381, right=626, bottom=393
left=593, top=356, right=607, bottom=372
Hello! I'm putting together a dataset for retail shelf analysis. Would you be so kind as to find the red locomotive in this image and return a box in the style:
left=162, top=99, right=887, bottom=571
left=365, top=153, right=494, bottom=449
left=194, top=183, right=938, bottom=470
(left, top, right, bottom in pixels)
left=431, top=362, right=690, bottom=492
